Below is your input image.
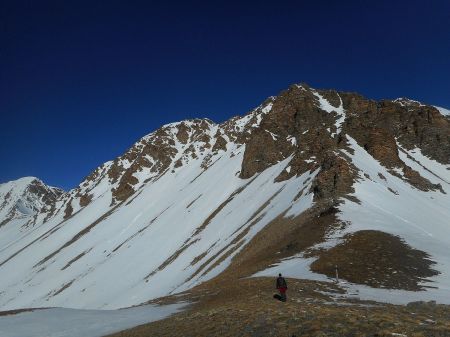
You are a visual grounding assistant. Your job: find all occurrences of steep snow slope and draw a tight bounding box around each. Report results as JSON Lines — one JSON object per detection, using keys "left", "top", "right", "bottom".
{"left": 0, "top": 177, "right": 63, "bottom": 254}
{"left": 0, "top": 148, "right": 316, "bottom": 310}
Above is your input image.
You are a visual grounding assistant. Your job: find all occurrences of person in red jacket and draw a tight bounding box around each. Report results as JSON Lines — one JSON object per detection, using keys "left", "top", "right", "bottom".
{"left": 276, "top": 273, "right": 287, "bottom": 302}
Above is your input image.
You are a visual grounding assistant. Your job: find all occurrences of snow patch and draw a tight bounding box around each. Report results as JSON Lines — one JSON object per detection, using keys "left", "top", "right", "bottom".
{"left": 394, "top": 97, "right": 424, "bottom": 107}
{"left": 286, "top": 136, "right": 297, "bottom": 146}
{"left": 0, "top": 303, "right": 186, "bottom": 337}
{"left": 265, "top": 130, "right": 278, "bottom": 140}
{"left": 261, "top": 102, "right": 273, "bottom": 114}
{"left": 433, "top": 106, "right": 450, "bottom": 117}
{"left": 312, "top": 91, "right": 346, "bottom": 135}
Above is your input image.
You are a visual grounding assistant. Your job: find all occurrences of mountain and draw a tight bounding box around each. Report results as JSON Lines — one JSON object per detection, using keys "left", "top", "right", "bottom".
{"left": 0, "top": 84, "right": 449, "bottom": 311}
{"left": 0, "top": 177, "right": 63, "bottom": 228}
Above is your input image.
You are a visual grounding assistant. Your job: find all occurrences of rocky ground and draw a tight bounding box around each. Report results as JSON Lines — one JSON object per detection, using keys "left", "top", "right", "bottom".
{"left": 106, "top": 277, "right": 450, "bottom": 337}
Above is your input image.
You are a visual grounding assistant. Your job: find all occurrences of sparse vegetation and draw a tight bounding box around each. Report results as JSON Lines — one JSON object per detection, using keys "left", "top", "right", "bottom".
{"left": 107, "top": 277, "right": 450, "bottom": 337}
{"left": 311, "top": 230, "right": 439, "bottom": 290}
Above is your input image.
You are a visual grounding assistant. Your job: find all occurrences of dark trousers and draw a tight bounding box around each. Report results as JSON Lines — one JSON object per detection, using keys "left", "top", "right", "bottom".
{"left": 278, "top": 287, "right": 287, "bottom": 302}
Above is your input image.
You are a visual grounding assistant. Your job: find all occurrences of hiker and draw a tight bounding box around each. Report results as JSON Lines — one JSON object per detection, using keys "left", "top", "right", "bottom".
{"left": 276, "top": 273, "right": 287, "bottom": 302}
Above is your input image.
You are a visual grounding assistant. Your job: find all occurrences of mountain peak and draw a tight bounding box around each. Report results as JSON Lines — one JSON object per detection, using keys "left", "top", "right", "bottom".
{"left": 393, "top": 97, "right": 424, "bottom": 107}
{"left": 0, "top": 177, "right": 64, "bottom": 227}
{"left": 1, "top": 176, "right": 38, "bottom": 186}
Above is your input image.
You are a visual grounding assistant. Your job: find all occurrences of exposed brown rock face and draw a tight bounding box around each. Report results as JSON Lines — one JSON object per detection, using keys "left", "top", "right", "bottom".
{"left": 63, "top": 200, "right": 73, "bottom": 219}
{"left": 211, "top": 134, "right": 227, "bottom": 152}
{"left": 78, "top": 193, "right": 92, "bottom": 207}
{"left": 241, "top": 87, "right": 299, "bottom": 176}
{"left": 391, "top": 101, "right": 450, "bottom": 164}
{"left": 26, "top": 180, "right": 63, "bottom": 207}
{"left": 239, "top": 85, "right": 449, "bottom": 199}
{"left": 176, "top": 123, "right": 190, "bottom": 144}
{"left": 342, "top": 94, "right": 450, "bottom": 191}
{"left": 341, "top": 94, "right": 450, "bottom": 164}
{"left": 310, "top": 154, "right": 356, "bottom": 202}
{"left": 240, "top": 84, "right": 339, "bottom": 182}
{"left": 112, "top": 175, "right": 139, "bottom": 202}
{"left": 240, "top": 127, "right": 293, "bottom": 178}
{"left": 363, "top": 128, "right": 402, "bottom": 167}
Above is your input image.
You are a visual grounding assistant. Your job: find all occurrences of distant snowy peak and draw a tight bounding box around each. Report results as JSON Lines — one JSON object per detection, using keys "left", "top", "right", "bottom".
{"left": 434, "top": 106, "right": 450, "bottom": 117}
{"left": 0, "top": 177, "right": 64, "bottom": 227}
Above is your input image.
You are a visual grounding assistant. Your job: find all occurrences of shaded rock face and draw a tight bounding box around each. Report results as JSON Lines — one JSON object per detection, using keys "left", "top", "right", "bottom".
{"left": 240, "top": 85, "right": 345, "bottom": 190}
{"left": 242, "top": 85, "right": 323, "bottom": 179}
{"left": 310, "top": 155, "right": 356, "bottom": 202}
{"left": 26, "top": 180, "right": 63, "bottom": 207}
{"left": 342, "top": 95, "right": 450, "bottom": 165}
{"left": 240, "top": 85, "right": 449, "bottom": 200}
{"left": 342, "top": 95, "right": 450, "bottom": 191}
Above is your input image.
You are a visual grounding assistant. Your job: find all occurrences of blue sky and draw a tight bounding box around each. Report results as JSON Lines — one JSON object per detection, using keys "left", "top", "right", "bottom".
{"left": 1, "top": 0, "right": 449, "bottom": 190}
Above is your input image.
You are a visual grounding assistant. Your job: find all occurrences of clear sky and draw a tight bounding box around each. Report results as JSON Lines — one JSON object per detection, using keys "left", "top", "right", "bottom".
{"left": 1, "top": 0, "right": 449, "bottom": 190}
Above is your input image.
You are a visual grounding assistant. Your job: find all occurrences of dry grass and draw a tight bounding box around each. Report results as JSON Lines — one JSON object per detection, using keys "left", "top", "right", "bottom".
{"left": 106, "top": 277, "right": 450, "bottom": 337}
{"left": 310, "top": 230, "right": 439, "bottom": 291}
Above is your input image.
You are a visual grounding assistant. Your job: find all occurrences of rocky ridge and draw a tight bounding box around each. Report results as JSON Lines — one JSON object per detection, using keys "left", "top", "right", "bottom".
{"left": 23, "top": 84, "right": 450, "bottom": 228}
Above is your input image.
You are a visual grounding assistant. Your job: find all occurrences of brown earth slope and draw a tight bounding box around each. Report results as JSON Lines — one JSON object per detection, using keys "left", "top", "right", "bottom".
{"left": 107, "top": 277, "right": 450, "bottom": 337}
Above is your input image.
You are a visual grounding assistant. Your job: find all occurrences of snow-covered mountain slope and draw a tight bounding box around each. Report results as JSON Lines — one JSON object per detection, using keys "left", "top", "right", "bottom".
{"left": 0, "top": 177, "right": 63, "bottom": 228}
{"left": 434, "top": 105, "right": 450, "bottom": 117}
{"left": 0, "top": 97, "right": 317, "bottom": 310}
{"left": 0, "top": 83, "right": 449, "bottom": 310}
{"left": 0, "top": 149, "right": 316, "bottom": 310}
